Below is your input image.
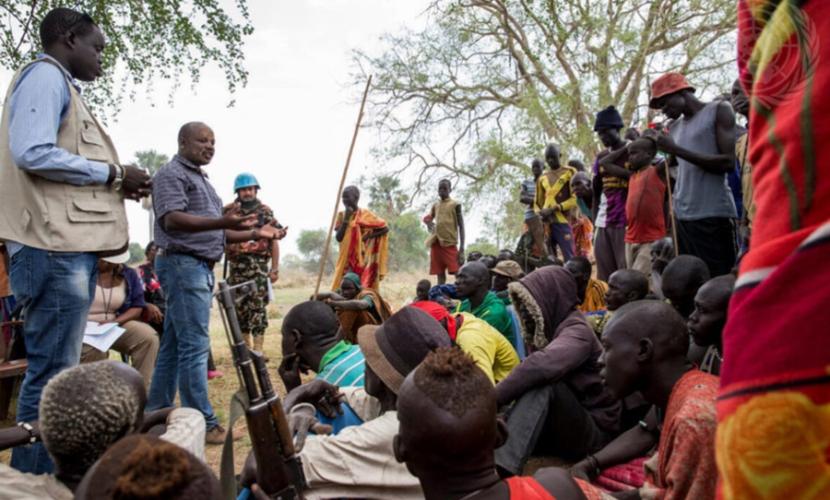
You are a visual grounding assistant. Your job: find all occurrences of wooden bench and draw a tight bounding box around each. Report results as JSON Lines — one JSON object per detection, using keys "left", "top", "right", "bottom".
{"left": 0, "top": 320, "right": 27, "bottom": 420}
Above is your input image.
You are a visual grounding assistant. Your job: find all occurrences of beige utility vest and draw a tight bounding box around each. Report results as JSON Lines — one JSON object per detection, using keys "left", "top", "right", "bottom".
{"left": 0, "top": 58, "right": 127, "bottom": 252}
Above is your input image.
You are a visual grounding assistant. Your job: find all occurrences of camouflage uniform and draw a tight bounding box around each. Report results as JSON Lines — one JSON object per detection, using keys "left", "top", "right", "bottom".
{"left": 225, "top": 200, "right": 277, "bottom": 337}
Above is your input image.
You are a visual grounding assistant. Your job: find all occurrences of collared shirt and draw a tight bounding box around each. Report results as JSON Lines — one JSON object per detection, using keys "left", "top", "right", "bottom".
{"left": 8, "top": 54, "right": 109, "bottom": 185}
{"left": 152, "top": 155, "right": 225, "bottom": 262}
{"left": 0, "top": 465, "right": 72, "bottom": 500}
{"left": 301, "top": 410, "right": 422, "bottom": 500}
{"left": 317, "top": 341, "right": 365, "bottom": 388}
{"left": 457, "top": 291, "right": 516, "bottom": 345}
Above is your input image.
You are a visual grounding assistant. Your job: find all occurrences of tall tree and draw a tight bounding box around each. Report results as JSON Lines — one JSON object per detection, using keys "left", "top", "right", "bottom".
{"left": 135, "top": 150, "right": 169, "bottom": 176}
{"left": 354, "top": 0, "right": 737, "bottom": 198}
{"left": 0, "top": 1, "right": 253, "bottom": 112}
{"left": 363, "top": 175, "right": 429, "bottom": 272}
{"left": 297, "top": 228, "right": 338, "bottom": 273}
{"left": 135, "top": 149, "right": 169, "bottom": 240}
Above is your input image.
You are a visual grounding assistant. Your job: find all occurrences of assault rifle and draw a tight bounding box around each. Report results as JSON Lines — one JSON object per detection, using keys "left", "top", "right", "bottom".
{"left": 216, "top": 280, "right": 306, "bottom": 499}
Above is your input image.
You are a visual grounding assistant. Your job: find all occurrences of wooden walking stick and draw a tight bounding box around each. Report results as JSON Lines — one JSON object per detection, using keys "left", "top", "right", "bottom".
{"left": 663, "top": 159, "right": 680, "bottom": 258}
{"left": 313, "top": 75, "right": 373, "bottom": 298}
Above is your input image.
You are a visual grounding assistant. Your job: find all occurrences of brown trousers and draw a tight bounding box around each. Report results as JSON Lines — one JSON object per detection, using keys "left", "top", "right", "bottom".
{"left": 81, "top": 320, "right": 159, "bottom": 387}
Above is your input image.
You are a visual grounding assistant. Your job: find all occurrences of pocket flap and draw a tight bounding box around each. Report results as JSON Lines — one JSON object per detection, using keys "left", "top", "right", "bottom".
{"left": 72, "top": 198, "right": 111, "bottom": 213}
{"left": 81, "top": 128, "right": 105, "bottom": 146}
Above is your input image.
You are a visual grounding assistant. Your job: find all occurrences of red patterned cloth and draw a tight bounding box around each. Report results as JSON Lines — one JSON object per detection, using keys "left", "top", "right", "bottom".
{"left": 594, "top": 457, "right": 647, "bottom": 492}
{"left": 716, "top": 2, "right": 830, "bottom": 498}
{"left": 505, "top": 477, "right": 555, "bottom": 499}
{"left": 579, "top": 371, "right": 718, "bottom": 500}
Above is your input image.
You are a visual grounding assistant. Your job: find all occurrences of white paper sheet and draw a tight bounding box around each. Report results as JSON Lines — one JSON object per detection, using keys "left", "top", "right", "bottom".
{"left": 83, "top": 322, "right": 125, "bottom": 351}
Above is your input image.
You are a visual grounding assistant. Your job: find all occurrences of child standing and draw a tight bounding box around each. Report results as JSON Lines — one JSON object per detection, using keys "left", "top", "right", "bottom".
{"left": 423, "top": 179, "right": 465, "bottom": 284}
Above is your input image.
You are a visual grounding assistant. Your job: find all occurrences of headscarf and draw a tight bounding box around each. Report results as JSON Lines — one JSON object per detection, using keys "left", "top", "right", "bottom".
{"left": 410, "top": 300, "right": 458, "bottom": 341}
{"left": 342, "top": 272, "right": 362, "bottom": 291}
{"left": 508, "top": 266, "right": 579, "bottom": 349}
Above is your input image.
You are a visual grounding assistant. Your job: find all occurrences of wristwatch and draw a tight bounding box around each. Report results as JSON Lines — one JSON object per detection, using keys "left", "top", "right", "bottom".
{"left": 110, "top": 163, "right": 125, "bottom": 191}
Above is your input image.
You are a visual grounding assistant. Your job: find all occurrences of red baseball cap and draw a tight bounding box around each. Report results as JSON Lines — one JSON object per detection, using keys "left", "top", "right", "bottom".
{"left": 650, "top": 73, "right": 695, "bottom": 108}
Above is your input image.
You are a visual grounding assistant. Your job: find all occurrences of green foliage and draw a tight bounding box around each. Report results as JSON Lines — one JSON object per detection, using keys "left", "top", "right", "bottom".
{"left": 134, "top": 150, "right": 169, "bottom": 175}
{"left": 387, "top": 212, "right": 429, "bottom": 273}
{"left": 0, "top": 1, "right": 253, "bottom": 113}
{"left": 354, "top": 0, "right": 737, "bottom": 202}
{"left": 127, "top": 241, "right": 144, "bottom": 264}
{"left": 362, "top": 174, "right": 429, "bottom": 272}
{"left": 296, "top": 228, "right": 338, "bottom": 273}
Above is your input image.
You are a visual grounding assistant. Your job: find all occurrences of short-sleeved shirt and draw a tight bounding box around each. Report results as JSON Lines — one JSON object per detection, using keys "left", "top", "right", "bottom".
{"left": 625, "top": 166, "right": 667, "bottom": 244}
{"left": 456, "top": 313, "right": 520, "bottom": 384}
{"left": 152, "top": 155, "right": 225, "bottom": 262}
{"left": 457, "top": 291, "right": 515, "bottom": 344}
{"left": 521, "top": 179, "right": 538, "bottom": 220}
{"left": 317, "top": 341, "right": 365, "bottom": 388}
{"left": 593, "top": 151, "right": 628, "bottom": 228}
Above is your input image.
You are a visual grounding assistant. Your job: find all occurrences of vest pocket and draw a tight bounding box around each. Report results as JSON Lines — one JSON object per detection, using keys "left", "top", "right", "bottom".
{"left": 78, "top": 120, "right": 111, "bottom": 162}
{"left": 67, "top": 195, "right": 117, "bottom": 223}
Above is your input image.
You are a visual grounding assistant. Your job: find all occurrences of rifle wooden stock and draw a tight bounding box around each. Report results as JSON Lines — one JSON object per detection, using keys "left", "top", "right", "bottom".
{"left": 217, "top": 281, "right": 306, "bottom": 499}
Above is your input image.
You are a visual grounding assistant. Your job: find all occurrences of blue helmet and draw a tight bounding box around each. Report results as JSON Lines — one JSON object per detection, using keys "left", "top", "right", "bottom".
{"left": 233, "top": 173, "right": 260, "bottom": 192}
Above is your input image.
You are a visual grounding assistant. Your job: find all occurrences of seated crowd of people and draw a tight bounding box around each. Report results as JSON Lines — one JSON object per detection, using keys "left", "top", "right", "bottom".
{"left": 2, "top": 4, "right": 829, "bottom": 500}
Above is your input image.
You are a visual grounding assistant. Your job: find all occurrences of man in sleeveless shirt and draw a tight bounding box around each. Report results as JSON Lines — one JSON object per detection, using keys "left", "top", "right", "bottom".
{"left": 650, "top": 73, "right": 738, "bottom": 277}
{"left": 0, "top": 8, "right": 152, "bottom": 473}
{"left": 424, "top": 179, "right": 465, "bottom": 285}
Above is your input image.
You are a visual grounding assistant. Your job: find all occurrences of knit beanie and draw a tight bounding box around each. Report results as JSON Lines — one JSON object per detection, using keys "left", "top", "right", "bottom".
{"left": 594, "top": 105, "right": 624, "bottom": 132}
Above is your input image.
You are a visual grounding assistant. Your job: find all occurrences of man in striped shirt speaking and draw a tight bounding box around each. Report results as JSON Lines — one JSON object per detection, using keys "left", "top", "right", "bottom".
{"left": 279, "top": 301, "right": 365, "bottom": 391}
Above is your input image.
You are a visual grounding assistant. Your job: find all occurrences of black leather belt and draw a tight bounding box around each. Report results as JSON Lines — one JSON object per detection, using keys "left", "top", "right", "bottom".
{"left": 157, "top": 248, "right": 217, "bottom": 270}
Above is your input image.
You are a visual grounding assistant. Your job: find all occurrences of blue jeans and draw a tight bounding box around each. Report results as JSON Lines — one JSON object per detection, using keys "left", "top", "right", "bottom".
{"left": 147, "top": 254, "right": 218, "bottom": 429}
{"left": 548, "top": 222, "right": 575, "bottom": 262}
{"left": 9, "top": 246, "right": 98, "bottom": 473}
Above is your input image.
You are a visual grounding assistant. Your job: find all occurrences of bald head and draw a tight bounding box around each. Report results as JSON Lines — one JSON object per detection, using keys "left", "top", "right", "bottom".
{"left": 342, "top": 185, "right": 360, "bottom": 210}
{"left": 177, "top": 122, "right": 214, "bottom": 166}
{"left": 688, "top": 274, "right": 735, "bottom": 348}
{"left": 395, "top": 348, "right": 498, "bottom": 478}
{"left": 661, "top": 255, "right": 710, "bottom": 318}
{"left": 544, "top": 143, "right": 561, "bottom": 169}
{"left": 600, "top": 301, "right": 689, "bottom": 399}
{"left": 605, "top": 269, "right": 649, "bottom": 311}
{"left": 455, "top": 261, "right": 491, "bottom": 299}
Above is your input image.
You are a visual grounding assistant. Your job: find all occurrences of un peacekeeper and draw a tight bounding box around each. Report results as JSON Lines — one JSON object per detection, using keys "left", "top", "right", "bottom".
{"left": 225, "top": 173, "right": 281, "bottom": 352}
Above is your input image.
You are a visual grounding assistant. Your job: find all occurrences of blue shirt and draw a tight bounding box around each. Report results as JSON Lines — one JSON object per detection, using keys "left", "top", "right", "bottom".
{"left": 152, "top": 155, "right": 225, "bottom": 262}
{"left": 8, "top": 54, "right": 110, "bottom": 186}
{"left": 5, "top": 55, "right": 111, "bottom": 256}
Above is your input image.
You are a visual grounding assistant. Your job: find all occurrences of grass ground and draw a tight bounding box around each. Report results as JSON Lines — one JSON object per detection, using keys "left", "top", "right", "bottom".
{"left": 0, "top": 268, "right": 423, "bottom": 476}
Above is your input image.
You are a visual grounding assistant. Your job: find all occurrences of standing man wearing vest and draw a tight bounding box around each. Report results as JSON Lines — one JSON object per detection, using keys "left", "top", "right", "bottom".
{"left": 0, "top": 8, "right": 152, "bottom": 473}
{"left": 650, "top": 73, "right": 738, "bottom": 277}
{"left": 148, "top": 122, "right": 285, "bottom": 444}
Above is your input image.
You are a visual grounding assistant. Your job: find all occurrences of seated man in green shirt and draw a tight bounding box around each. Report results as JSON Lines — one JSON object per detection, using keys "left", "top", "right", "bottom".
{"left": 455, "top": 262, "right": 515, "bottom": 344}
{"left": 278, "top": 301, "right": 366, "bottom": 392}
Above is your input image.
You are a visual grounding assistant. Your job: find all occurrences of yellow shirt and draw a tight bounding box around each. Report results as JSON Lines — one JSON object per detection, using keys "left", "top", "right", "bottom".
{"left": 456, "top": 313, "right": 520, "bottom": 385}
{"left": 535, "top": 167, "right": 577, "bottom": 224}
